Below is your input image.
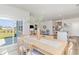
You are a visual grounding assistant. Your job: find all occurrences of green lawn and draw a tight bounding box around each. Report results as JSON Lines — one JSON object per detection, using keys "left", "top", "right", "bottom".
{"left": 0, "top": 33, "right": 15, "bottom": 39}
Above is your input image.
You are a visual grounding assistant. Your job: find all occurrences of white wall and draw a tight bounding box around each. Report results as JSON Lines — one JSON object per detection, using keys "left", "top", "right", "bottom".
{"left": 30, "top": 14, "right": 79, "bottom": 36}
{"left": 40, "top": 20, "right": 53, "bottom": 35}
{"left": 41, "top": 19, "right": 78, "bottom": 36}
{"left": 0, "top": 5, "right": 30, "bottom": 35}
{"left": 63, "top": 17, "right": 79, "bottom": 36}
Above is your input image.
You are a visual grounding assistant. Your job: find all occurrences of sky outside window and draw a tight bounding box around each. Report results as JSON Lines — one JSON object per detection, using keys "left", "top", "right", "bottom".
{"left": 0, "top": 19, "right": 16, "bottom": 27}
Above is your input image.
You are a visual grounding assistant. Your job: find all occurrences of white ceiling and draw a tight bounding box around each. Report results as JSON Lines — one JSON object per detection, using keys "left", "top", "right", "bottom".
{"left": 9, "top": 4, "right": 79, "bottom": 20}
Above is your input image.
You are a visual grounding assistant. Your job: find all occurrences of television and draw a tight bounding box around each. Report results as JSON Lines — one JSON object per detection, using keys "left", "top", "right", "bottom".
{"left": 30, "top": 25, "right": 34, "bottom": 28}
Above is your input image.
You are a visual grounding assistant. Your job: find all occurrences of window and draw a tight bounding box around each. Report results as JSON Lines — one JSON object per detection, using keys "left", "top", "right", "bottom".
{"left": 16, "top": 20, "right": 23, "bottom": 36}
{"left": 0, "top": 19, "right": 16, "bottom": 46}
